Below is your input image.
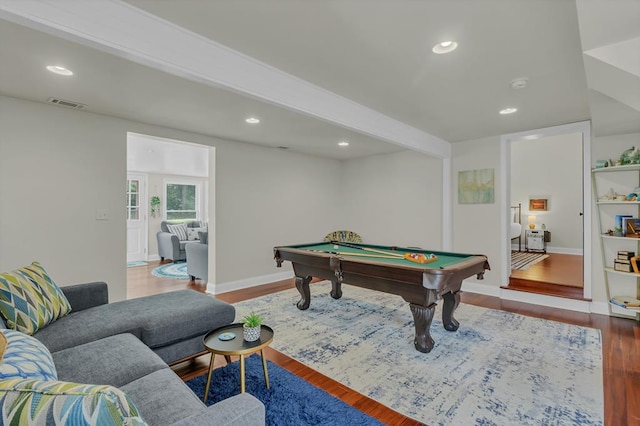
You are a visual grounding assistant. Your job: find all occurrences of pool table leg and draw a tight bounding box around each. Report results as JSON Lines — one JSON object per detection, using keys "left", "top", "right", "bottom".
{"left": 295, "top": 275, "right": 312, "bottom": 310}
{"left": 442, "top": 291, "right": 461, "bottom": 332}
{"left": 330, "top": 280, "right": 342, "bottom": 299}
{"left": 409, "top": 303, "right": 436, "bottom": 353}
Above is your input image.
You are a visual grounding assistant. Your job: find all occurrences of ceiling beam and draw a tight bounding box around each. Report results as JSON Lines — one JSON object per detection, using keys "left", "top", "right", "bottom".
{"left": 0, "top": 0, "right": 451, "bottom": 158}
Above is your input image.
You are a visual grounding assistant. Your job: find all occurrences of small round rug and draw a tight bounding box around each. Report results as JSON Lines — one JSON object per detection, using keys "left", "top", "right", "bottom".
{"left": 151, "top": 263, "right": 189, "bottom": 280}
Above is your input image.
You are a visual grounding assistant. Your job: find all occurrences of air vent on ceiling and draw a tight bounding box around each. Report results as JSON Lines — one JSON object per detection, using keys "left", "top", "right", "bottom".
{"left": 47, "top": 97, "right": 86, "bottom": 110}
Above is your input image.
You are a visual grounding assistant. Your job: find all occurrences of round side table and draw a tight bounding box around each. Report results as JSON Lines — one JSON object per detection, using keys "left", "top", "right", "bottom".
{"left": 202, "top": 323, "right": 274, "bottom": 402}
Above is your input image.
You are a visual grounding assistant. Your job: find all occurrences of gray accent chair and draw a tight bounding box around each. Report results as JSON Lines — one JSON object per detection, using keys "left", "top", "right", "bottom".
{"left": 186, "top": 231, "right": 208, "bottom": 281}
{"left": 157, "top": 220, "right": 202, "bottom": 262}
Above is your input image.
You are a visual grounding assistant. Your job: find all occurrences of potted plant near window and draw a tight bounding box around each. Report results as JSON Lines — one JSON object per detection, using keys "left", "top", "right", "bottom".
{"left": 242, "top": 312, "right": 263, "bottom": 342}
{"left": 150, "top": 196, "right": 161, "bottom": 218}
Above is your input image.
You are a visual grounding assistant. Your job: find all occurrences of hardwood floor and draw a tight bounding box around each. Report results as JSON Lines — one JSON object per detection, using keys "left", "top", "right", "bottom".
{"left": 128, "top": 262, "right": 639, "bottom": 426}
{"left": 505, "top": 252, "right": 587, "bottom": 299}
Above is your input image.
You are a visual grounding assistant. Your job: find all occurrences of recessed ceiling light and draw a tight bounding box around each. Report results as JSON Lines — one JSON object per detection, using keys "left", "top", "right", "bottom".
{"left": 510, "top": 78, "right": 528, "bottom": 90}
{"left": 338, "top": 141, "right": 349, "bottom": 147}
{"left": 499, "top": 107, "right": 518, "bottom": 115}
{"left": 523, "top": 134, "right": 541, "bottom": 140}
{"left": 245, "top": 117, "right": 260, "bottom": 124}
{"left": 46, "top": 65, "right": 73, "bottom": 76}
{"left": 432, "top": 41, "right": 458, "bottom": 54}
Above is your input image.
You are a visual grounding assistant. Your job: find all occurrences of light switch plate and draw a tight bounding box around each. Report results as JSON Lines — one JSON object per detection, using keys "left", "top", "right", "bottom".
{"left": 96, "top": 209, "right": 109, "bottom": 220}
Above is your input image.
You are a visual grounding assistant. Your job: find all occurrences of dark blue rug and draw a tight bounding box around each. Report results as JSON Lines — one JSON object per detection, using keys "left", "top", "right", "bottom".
{"left": 185, "top": 355, "right": 384, "bottom": 426}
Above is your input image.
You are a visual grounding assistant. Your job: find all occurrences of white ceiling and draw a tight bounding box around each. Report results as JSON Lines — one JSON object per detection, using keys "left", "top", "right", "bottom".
{"left": 0, "top": 0, "right": 638, "bottom": 160}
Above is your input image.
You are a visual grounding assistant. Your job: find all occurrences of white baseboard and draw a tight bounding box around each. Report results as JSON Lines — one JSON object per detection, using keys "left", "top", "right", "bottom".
{"left": 461, "top": 281, "right": 502, "bottom": 297}
{"left": 147, "top": 254, "right": 160, "bottom": 262}
{"left": 546, "top": 246, "right": 583, "bottom": 255}
{"left": 207, "top": 271, "right": 293, "bottom": 295}
{"left": 510, "top": 246, "right": 583, "bottom": 255}
{"left": 206, "top": 271, "right": 615, "bottom": 318}
{"left": 589, "top": 301, "right": 611, "bottom": 316}
{"left": 500, "top": 288, "right": 591, "bottom": 313}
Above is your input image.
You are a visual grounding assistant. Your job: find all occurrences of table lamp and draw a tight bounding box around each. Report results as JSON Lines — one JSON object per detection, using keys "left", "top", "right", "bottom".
{"left": 528, "top": 215, "right": 536, "bottom": 229}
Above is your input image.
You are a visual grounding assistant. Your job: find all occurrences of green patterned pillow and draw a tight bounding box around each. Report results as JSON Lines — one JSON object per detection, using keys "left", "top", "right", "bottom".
{"left": 0, "top": 379, "right": 148, "bottom": 425}
{"left": 0, "top": 262, "right": 72, "bottom": 335}
{"left": 0, "top": 329, "right": 58, "bottom": 381}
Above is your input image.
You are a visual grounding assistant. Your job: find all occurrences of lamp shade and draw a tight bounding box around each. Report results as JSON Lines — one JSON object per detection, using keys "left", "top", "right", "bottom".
{"left": 528, "top": 215, "right": 536, "bottom": 229}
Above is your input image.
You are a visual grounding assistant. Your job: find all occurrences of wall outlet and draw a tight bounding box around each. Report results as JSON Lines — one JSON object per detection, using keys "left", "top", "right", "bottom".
{"left": 96, "top": 209, "right": 109, "bottom": 220}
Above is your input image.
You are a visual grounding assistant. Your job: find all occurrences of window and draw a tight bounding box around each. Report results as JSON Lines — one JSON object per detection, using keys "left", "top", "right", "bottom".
{"left": 126, "top": 179, "right": 140, "bottom": 220}
{"left": 165, "top": 181, "right": 199, "bottom": 220}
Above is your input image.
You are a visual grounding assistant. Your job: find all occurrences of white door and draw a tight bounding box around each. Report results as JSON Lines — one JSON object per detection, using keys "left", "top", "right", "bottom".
{"left": 126, "top": 173, "right": 148, "bottom": 262}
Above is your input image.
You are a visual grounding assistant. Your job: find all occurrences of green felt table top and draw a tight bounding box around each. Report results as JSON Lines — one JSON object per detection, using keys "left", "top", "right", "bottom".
{"left": 284, "top": 242, "right": 478, "bottom": 269}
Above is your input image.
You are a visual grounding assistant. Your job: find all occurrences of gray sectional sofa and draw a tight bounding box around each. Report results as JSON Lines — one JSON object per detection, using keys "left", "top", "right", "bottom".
{"left": 0, "top": 281, "right": 265, "bottom": 425}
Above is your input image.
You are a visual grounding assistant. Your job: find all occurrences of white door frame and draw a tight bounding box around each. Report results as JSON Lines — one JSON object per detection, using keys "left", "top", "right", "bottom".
{"left": 126, "top": 172, "right": 149, "bottom": 262}
{"left": 500, "top": 121, "right": 592, "bottom": 303}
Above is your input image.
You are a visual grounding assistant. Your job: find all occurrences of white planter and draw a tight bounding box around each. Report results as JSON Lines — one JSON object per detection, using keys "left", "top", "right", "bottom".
{"left": 243, "top": 325, "right": 261, "bottom": 342}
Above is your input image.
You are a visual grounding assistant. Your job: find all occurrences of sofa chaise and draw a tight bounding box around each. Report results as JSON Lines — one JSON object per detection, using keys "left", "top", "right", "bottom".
{"left": 0, "top": 262, "right": 265, "bottom": 425}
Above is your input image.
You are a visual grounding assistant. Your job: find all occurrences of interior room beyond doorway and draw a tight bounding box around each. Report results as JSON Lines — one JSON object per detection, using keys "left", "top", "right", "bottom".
{"left": 507, "top": 131, "right": 585, "bottom": 299}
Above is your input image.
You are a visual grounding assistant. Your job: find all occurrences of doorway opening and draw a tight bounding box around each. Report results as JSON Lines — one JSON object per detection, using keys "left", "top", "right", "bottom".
{"left": 126, "top": 132, "right": 214, "bottom": 299}
{"left": 500, "top": 121, "right": 592, "bottom": 302}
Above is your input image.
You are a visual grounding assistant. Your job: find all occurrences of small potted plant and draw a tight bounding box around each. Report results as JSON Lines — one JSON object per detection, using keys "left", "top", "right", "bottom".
{"left": 150, "top": 196, "right": 161, "bottom": 218}
{"left": 242, "top": 312, "right": 263, "bottom": 342}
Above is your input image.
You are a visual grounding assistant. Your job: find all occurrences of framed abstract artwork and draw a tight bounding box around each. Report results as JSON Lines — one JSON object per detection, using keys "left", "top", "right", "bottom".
{"left": 529, "top": 198, "right": 548, "bottom": 211}
{"left": 458, "top": 168, "right": 495, "bottom": 204}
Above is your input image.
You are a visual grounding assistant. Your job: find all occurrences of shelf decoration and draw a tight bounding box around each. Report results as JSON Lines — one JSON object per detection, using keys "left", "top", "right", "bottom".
{"left": 620, "top": 146, "right": 640, "bottom": 165}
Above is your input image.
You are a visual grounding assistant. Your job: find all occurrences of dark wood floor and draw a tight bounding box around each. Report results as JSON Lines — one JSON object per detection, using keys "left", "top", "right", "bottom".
{"left": 127, "top": 261, "right": 639, "bottom": 426}
{"left": 506, "top": 252, "right": 587, "bottom": 300}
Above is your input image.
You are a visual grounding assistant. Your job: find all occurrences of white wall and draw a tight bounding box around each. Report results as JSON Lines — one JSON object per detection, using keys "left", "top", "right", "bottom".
{"left": 340, "top": 151, "right": 443, "bottom": 248}
{"left": 213, "top": 141, "right": 342, "bottom": 283}
{"left": 511, "top": 133, "right": 583, "bottom": 251}
{"left": 0, "top": 96, "right": 127, "bottom": 300}
{"left": 127, "top": 134, "right": 209, "bottom": 178}
{"left": 0, "top": 95, "right": 341, "bottom": 300}
{"left": 452, "top": 136, "right": 503, "bottom": 289}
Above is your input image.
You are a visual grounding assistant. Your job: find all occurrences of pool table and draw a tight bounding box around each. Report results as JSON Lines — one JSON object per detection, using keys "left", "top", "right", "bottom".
{"left": 273, "top": 242, "right": 490, "bottom": 353}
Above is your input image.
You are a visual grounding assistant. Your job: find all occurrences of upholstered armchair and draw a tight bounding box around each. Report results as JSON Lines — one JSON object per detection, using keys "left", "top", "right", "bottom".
{"left": 186, "top": 231, "right": 208, "bottom": 281}
{"left": 156, "top": 221, "right": 205, "bottom": 263}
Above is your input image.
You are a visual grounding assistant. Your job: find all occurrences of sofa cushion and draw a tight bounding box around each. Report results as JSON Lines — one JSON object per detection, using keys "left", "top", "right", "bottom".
{"left": 187, "top": 227, "right": 207, "bottom": 241}
{"left": 0, "top": 262, "right": 72, "bottom": 335}
{"left": 52, "top": 334, "right": 168, "bottom": 388}
{"left": 198, "top": 231, "right": 209, "bottom": 244}
{"left": 166, "top": 223, "right": 188, "bottom": 241}
{"left": 0, "top": 329, "right": 57, "bottom": 381}
{"left": 120, "top": 369, "right": 205, "bottom": 426}
{"left": 34, "top": 290, "right": 235, "bottom": 362}
{"left": 0, "top": 379, "right": 147, "bottom": 425}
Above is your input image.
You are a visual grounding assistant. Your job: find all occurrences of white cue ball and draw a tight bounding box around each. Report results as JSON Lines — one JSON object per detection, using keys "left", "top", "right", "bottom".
{"left": 333, "top": 245, "right": 339, "bottom": 249}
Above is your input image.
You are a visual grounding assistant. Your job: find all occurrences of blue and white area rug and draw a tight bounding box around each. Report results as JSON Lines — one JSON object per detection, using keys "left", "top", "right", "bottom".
{"left": 126, "top": 261, "right": 148, "bottom": 268}
{"left": 186, "top": 356, "right": 382, "bottom": 426}
{"left": 234, "top": 281, "right": 603, "bottom": 425}
{"left": 151, "top": 262, "right": 189, "bottom": 280}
